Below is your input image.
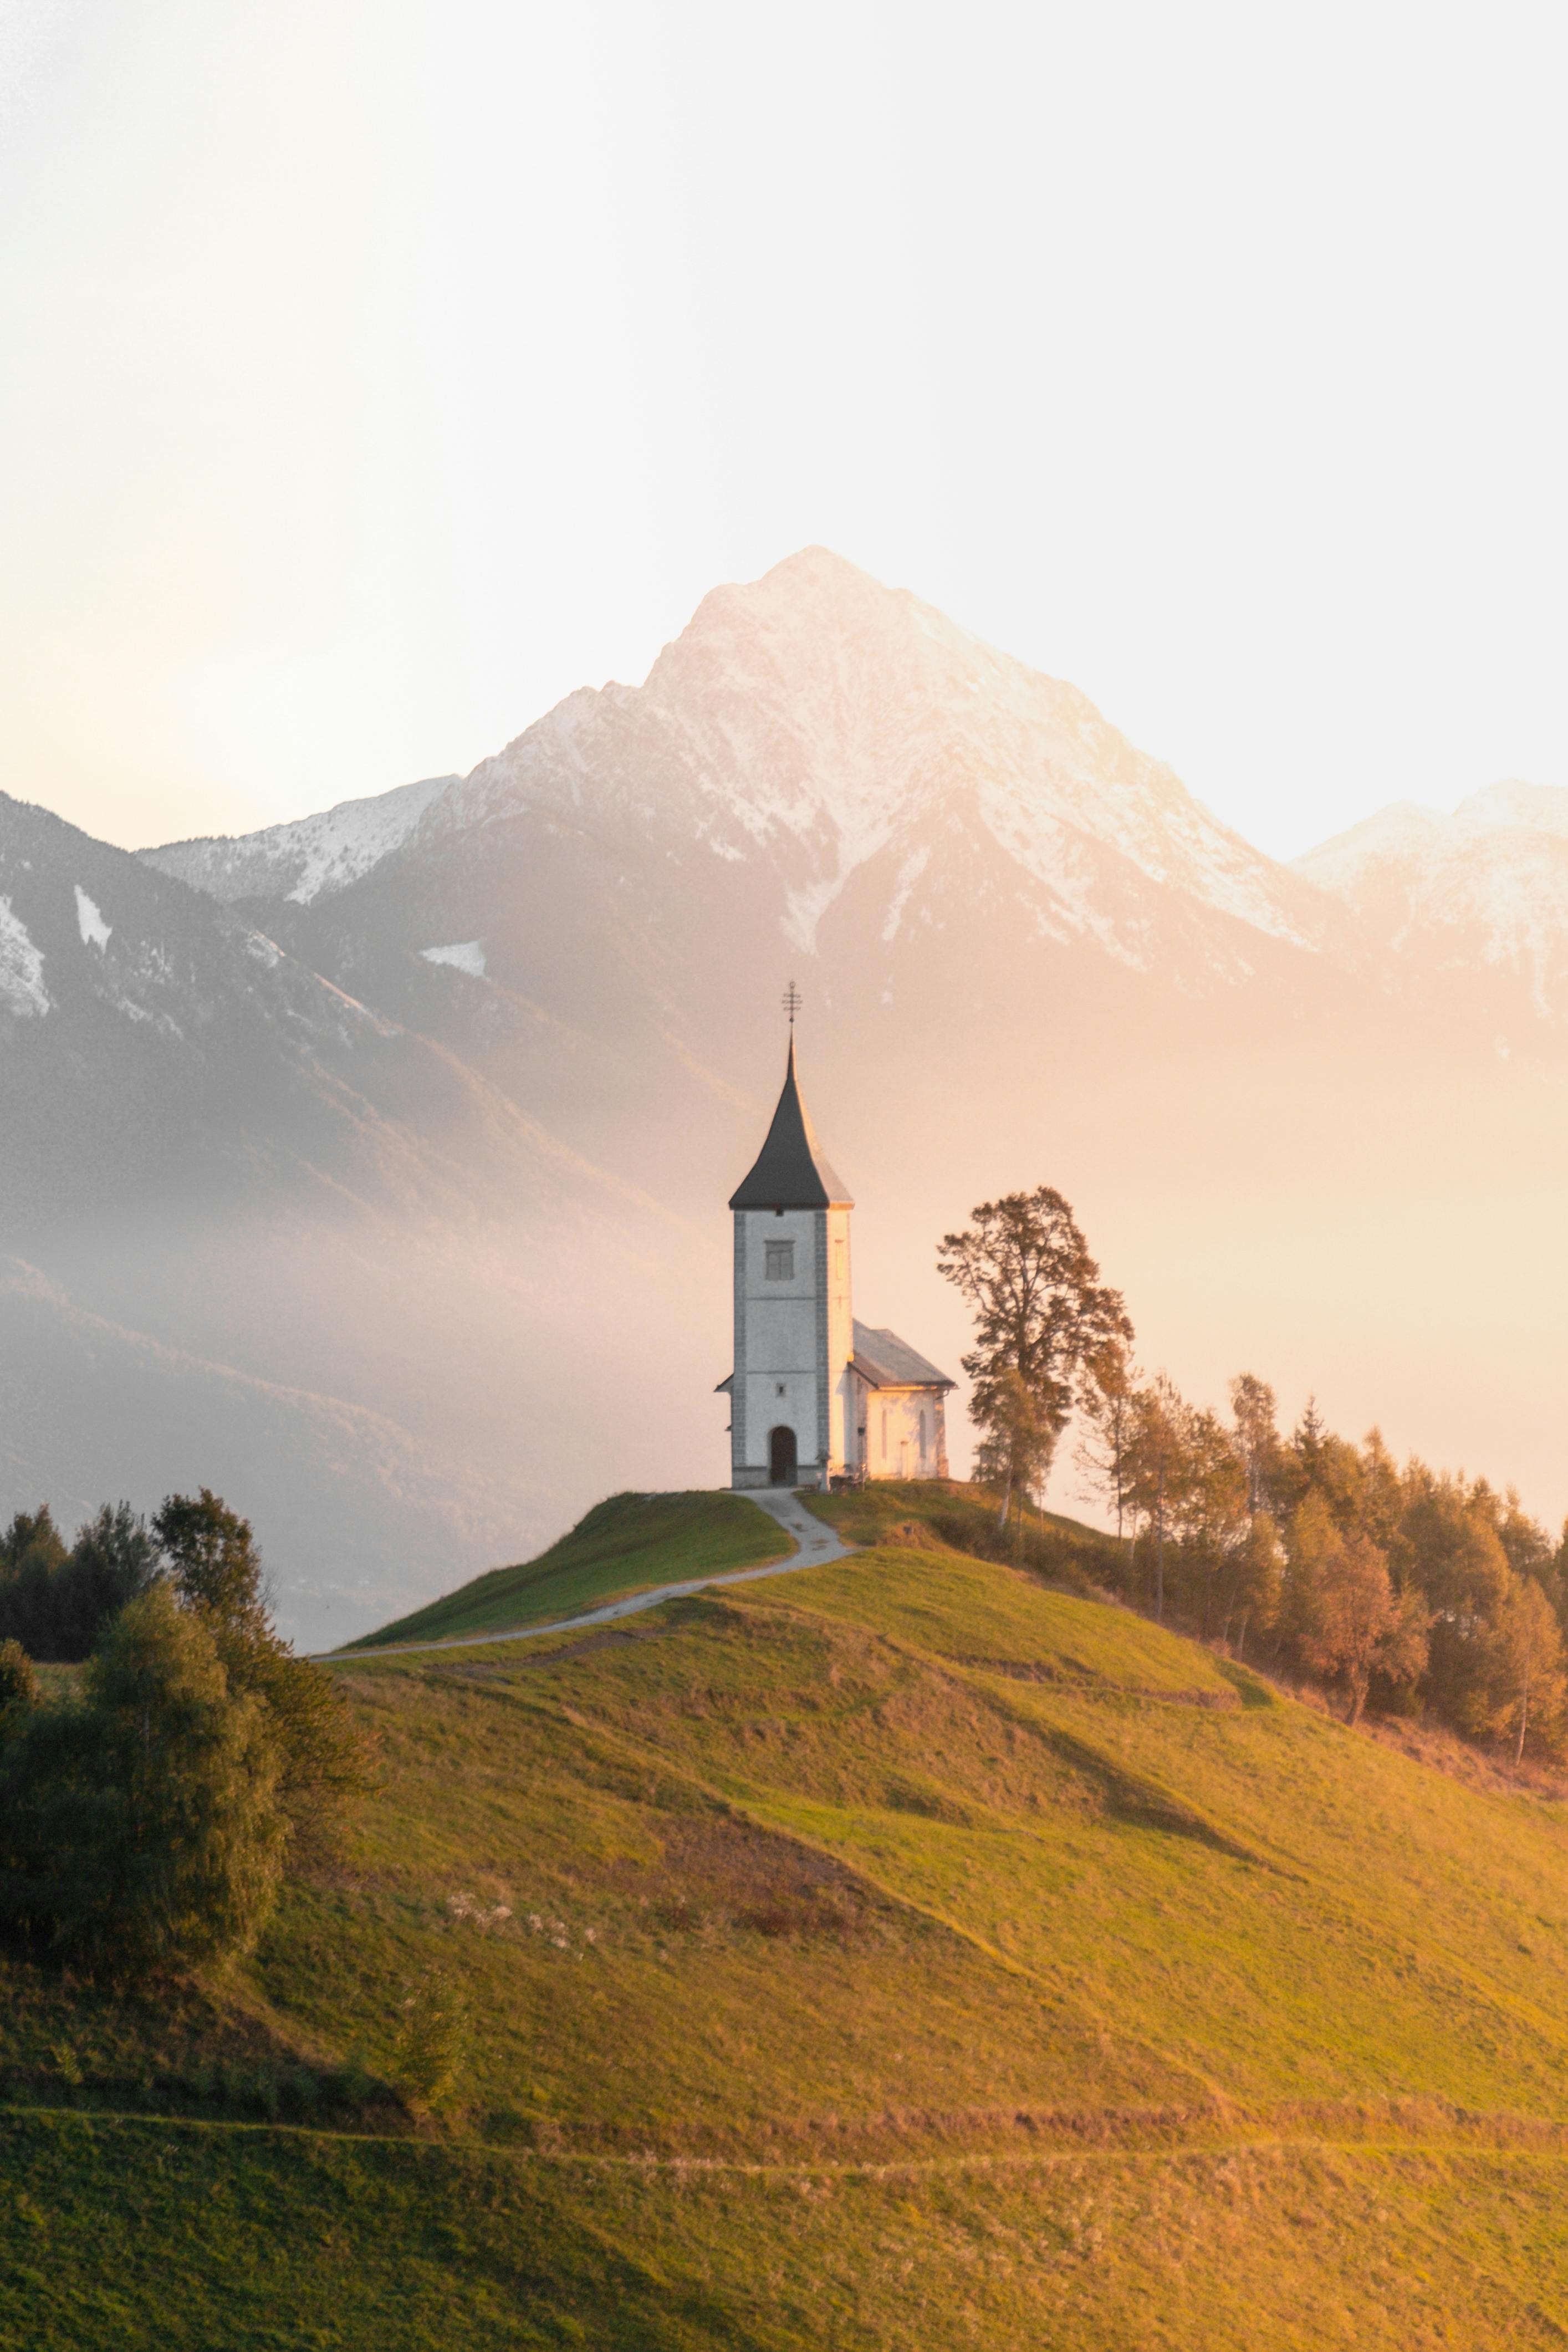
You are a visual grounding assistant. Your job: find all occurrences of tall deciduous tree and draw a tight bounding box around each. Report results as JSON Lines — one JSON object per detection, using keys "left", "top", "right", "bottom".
{"left": 1171, "top": 1406, "right": 1251, "bottom": 1639}
{"left": 1469, "top": 1574, "right": 1568, "bottom": 1766}
{"left": 1074, "top": 1338, "right": 1139, "bottom": 1568}
{"left": 1229, "top": 1375, "right": 1283, "bottom": 1517}
{"left": 938, "top": 1188, "right": 1131, "bottom": 1527}
{"left": 1124, "top": 1375, "right": 1190, "bottom": 1622}
{"left": 1296, "top": 1532, "right": 1429, "bottom": 1725}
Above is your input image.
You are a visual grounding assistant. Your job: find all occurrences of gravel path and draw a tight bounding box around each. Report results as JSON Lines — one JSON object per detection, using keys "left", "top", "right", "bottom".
{"left": 329, "top": 1488, "right": 855, "bottom": 1661}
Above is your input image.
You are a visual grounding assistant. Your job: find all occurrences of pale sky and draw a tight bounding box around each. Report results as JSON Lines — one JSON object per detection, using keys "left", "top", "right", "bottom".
{"left": 2, "top": 0, "right": 1566, "bottom": 858}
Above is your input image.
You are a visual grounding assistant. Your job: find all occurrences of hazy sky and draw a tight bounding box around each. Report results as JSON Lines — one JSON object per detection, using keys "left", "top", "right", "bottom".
{"left": 3, "top": 0, "right": 1566, "bottom": 856}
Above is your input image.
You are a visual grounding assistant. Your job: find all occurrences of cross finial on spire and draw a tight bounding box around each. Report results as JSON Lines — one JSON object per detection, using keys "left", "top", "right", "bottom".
{"left": 782, "top": 979, "right": 802, "bottom": 1032}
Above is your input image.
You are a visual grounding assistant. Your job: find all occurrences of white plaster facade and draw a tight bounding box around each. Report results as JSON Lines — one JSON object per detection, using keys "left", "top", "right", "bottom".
{"left": 851, "top": 1370, "right": 949, "bottom": 1481}
{"left": 730, "top": 1205, "right": 852, "bottom": 1489}
{"left": 722, "top": 1043, "right": 953, "bottom": 1491}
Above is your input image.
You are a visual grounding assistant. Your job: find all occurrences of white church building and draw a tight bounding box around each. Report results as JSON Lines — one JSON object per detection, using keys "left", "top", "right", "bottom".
{"left": 718, "top": 1040, "right": 954, "bottom": 1490}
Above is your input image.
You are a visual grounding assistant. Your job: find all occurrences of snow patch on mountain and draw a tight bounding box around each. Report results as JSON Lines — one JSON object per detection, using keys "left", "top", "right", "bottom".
{"left": 74, "top": 886, "right": 111, "bottom": 950}
{"left": 0, "top": 899, "right": 48, "bottom": 1016}
{"left": 140, "top": 774, "right": 456, "bottom": 906}
{"left": 421, "top": 941, "right": 487, "bottom": 977}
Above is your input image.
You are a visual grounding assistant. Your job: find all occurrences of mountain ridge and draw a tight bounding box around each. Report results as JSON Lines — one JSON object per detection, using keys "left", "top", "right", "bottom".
{"left": 12, "top": 549, "right": 1568, "bottom": 1644}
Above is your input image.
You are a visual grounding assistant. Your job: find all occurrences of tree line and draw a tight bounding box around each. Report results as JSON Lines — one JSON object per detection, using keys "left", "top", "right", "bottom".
{"left": 941, "top": 1186, "right": 1568, "bottom": 1762}
{"left": 0, "top": 1491, "right": 365, "bottom": 1980}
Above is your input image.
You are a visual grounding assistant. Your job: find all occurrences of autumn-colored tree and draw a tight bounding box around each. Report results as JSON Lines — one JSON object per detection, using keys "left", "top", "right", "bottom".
{"left": 971, "top": 1367, "right": 1055, "bottom": 1531}
{"left": 1296, "top": 1531, "right": 1429, "bottom": 1725}
{"left": 1074, "top": 1338, "right": 1140, "bottom": 1582}
{"left": 938, "top": 1188, "right": 1131, "bottom": 1528}
{"left": 1168, "top": 1406, "right": 1250, "bottom": 1639}
{"left": 1229, "top": 1375, "right": 1284, "bottom": 1517}
{"left": 1465, "top": 1574, "right": 1568, "bottom": 1766}
{"left": 1223, "top": 1514, "right": 1284, "bottom": 1660}
{"left": 1123, "top": 1375, "right": 1191, "bottom": 1622}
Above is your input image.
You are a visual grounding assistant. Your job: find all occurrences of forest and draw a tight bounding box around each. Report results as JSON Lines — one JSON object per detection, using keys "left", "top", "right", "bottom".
{"left": 942, "top": 1185, "right": 1568, "bottom": 1762}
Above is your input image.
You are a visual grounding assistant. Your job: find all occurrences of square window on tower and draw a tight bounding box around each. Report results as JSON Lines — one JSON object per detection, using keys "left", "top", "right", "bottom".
{"left": 764, "top": 1240, "right": 795, "bottom": 1281}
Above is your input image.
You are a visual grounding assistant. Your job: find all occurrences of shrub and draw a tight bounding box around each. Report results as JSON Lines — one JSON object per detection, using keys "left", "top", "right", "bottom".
{"left": 0, "top": 1638, "right": 38, "bottom": 1713}
{"left": 393, "top": 1967, "right": 471, "bottom": 2116}
{"left": 0, "top": 1584, "right": 285, "bottom": 1979}
{"left": 154, "top": 1491, "right": 369, "bottom": 1856}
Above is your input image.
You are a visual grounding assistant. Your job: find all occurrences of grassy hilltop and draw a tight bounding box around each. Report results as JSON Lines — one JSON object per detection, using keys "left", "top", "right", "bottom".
{"left": 9, "top": 1484, "right": 1568, "bottom": 2344}
{"left": 349, "top": 1490, "right": 793, "bottom": 1650}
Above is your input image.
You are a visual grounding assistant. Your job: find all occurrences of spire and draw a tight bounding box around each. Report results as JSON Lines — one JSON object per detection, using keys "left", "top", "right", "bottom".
{"left": 728, "top": 1037, "right": 854, "bottom": 1210}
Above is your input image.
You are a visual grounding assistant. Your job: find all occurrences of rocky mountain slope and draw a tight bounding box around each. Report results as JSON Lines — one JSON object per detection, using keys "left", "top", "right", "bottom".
{"left": 1297, "top": 779, "right": 1568, "bottom": 1019}
{"left": 138, "top": 773, "right": 455, "bottom": 906}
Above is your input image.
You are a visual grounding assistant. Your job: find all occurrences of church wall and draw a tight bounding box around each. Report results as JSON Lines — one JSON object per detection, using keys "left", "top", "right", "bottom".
{"left": 859, "top": 1382, "right": 949, "bottom": 1480}
{"left": 733, "top": 1207, "right": 834, "bottom": 1486}
{"left": 824, "top": 1207, "right": 852, "bottom": 1473}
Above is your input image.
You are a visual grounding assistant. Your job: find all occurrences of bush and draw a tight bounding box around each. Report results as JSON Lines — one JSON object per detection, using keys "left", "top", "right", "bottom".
{"left": 0, "top": 1584, "right": 285, "bottom": 1979}
{"left": 0, "top": 1638, "right": 38, "bottom": 1714}
{"left": 154, "top": 1490, "right": 369, "bottom": 1858}
{"left": 393, "top": 1966, "right": 471, "bottom": 2116}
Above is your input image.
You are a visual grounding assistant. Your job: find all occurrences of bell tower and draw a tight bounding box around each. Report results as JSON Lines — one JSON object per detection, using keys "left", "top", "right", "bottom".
{"left": 722, "top": 995, "right": 854, "bottom": 1489}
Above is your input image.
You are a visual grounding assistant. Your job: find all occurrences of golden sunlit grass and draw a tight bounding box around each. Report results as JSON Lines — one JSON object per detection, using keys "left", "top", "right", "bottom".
{"left": 344, "top": 1488, "right": 790, "bottom": 1650}
{"left": 12, "top": 1486, "right": 1568, "bottom": 2343}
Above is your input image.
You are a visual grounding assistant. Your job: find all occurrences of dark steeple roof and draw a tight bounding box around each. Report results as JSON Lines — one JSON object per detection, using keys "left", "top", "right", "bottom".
{"left": 728, "top": 1039, "right": 854, "bottom": 1211}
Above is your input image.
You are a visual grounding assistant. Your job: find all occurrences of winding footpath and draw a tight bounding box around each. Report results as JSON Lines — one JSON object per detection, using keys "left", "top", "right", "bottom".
{"left": 330, "top": 1488, "right": 856, "bottom": 1662}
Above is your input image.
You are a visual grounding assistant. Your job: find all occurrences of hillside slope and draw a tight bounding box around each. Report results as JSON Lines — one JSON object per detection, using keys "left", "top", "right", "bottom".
{"left": 11, "top": 1501, "right": 1568, "bottom": 2344}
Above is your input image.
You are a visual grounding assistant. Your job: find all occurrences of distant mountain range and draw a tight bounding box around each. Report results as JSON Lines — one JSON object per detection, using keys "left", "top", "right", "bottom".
{"left": 4, "top": 548, "right": 1567, "bottom": 1641}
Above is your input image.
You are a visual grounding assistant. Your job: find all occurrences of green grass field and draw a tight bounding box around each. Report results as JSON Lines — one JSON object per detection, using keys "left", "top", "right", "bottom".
{"left": 11, "top": 1486, "right": 1568, "bottom": 2343}
{"left": 346, "top": 1489, "right": 791, "bottom": 1649}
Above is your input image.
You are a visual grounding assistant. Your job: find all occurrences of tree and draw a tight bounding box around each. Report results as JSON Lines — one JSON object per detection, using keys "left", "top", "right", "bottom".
{"left": 1223, "top": 1514, "right": 1283, "bottom": 1660}
{"left": 0, "top": 1503, "right": 159, "bottom": 1663}
{"left": 1168, "top": 1406, "right": 1250, "bottom": 1639}
{"left": 0, "top": 1584, "right": 284, "bottom": 1977}
{"left": 0, "top": 1507, "right": 70, "bottom": 1657}
{"left": 1229, "top": 1375, "right": 1283, "bottom": 1517}
{"left": 938, "top": 1188, "right": 1132, "bottom": 1528}
{"left": 1123, "top": 1375, "right": 1189, "bottom": 1622}
{"left": 1401, "top": 1473, "right": 1513, "bottom": 1733}
{"left": 971, "top": 1366, "right": 1055, "bottom": 1534}
{"left": 1296, "top": 1532, "right": 1428, "bottom": 1725}
{"left": 154, "top": 1491, "right": 367, "bottom": 1856}
{"left": 1467, "top": 1574, "right": 1568, "bottom": 1766}
{"left": 52, "top": 1505, "right": 159, "bottom": 1661}
{"left": 1075, "top": 1339, "right": 1140, "bottom": 1590}
{"left": 155, "top": 1490, "right": 271, "bottom": 1639}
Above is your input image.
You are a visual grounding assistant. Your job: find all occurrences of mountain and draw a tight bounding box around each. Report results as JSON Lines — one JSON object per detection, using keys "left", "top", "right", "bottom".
{"left": 10, "top": 547, "right": 1568, "bottom": 1641}
{"left": 12, "top": 1496, "right": 1568, "bottom": 2345}
{"left": 1296, "top": 779, "right": 1568, "bottom": 1021}
{"left": 0, "top": 789, "right": 706, "bottom": 1645}
{"left": 137, "top": 773, "right": 456, "bottom": 906}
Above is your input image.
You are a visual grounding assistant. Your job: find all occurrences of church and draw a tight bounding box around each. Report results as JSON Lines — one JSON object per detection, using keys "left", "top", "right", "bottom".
{"left": 718, "top": 1038, "right": 955, "bottom": 1490}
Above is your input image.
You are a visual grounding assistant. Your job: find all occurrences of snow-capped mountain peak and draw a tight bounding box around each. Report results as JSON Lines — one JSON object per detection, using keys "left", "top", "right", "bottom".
{"left": 415, "top": 547, "right": 1338, "bottom": 976}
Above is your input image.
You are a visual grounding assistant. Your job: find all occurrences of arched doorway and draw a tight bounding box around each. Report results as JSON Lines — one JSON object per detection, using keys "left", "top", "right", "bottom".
{"left": 769, "top": 1425, "right": 798, "bottom": 1486}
